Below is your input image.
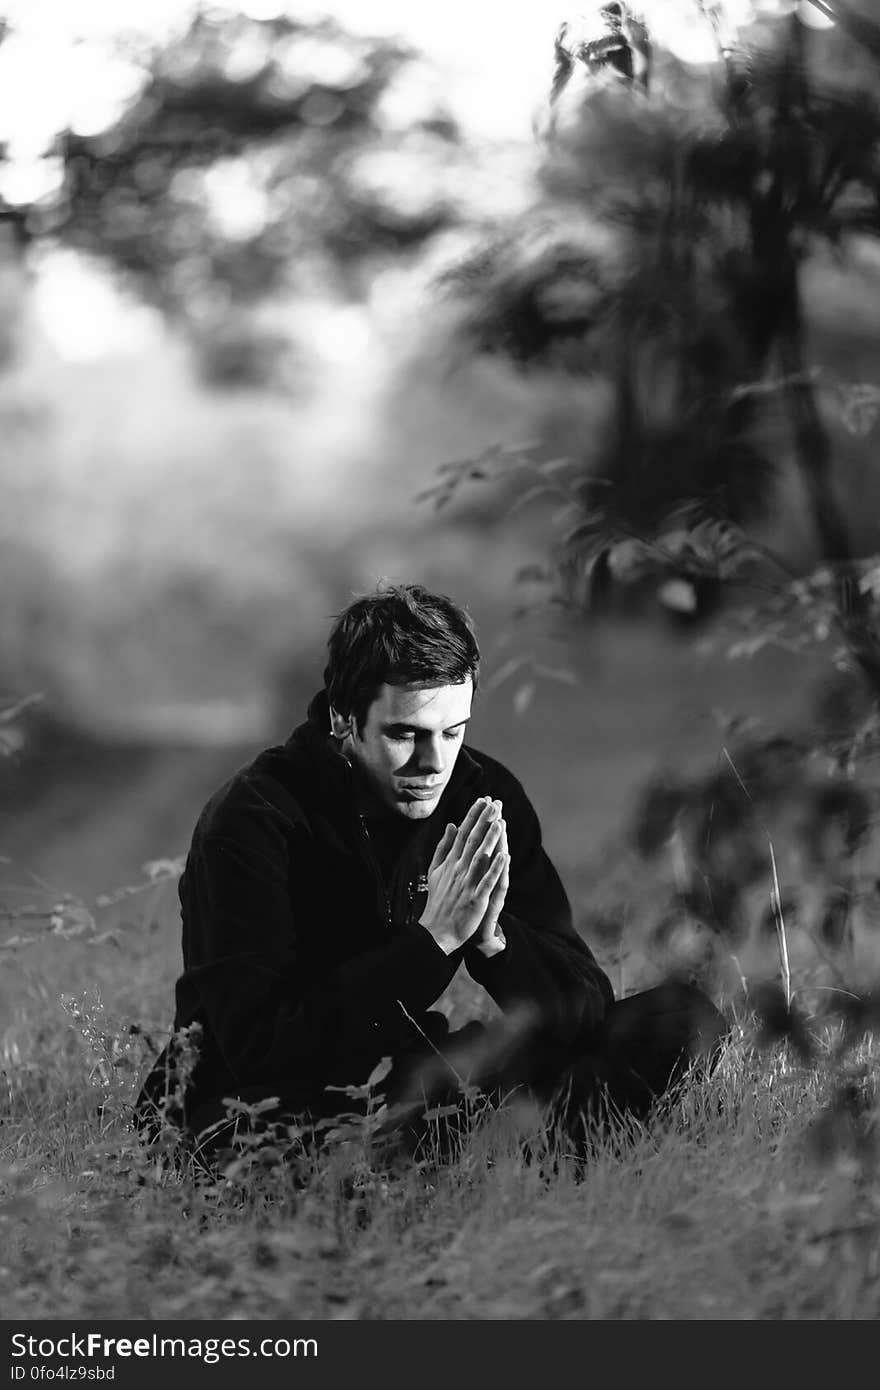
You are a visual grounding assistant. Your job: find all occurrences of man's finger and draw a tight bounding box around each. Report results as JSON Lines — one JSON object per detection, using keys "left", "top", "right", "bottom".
{"left": 481, "top": 856, "right": 508, "bottom": 922}
{"left": 460, "top": 799, "right": 502, "bottom": 865}
{"left": 464, "top": 817, "right": 504, "bottom": 883}
{"left": 474, "top": 844, "right": 507, "bottom": 900}
{"left": 428, "top": 823, "right": 457, "bottom": 874}
{"left": 450, "top": 797, "right": 490, "bottom": 861}
{"left": 498, "top": 819, "right": 508, "bottom": 857}
{"left": 492, "top": 819, "right": 508, "bottom": 869}
{"left": 484, "top": 854, "right": 509, "bottom": 918}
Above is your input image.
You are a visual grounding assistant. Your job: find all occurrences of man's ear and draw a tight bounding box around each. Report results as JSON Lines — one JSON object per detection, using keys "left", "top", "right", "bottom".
{"left": 329, "top": 706, "right": 354, "bottom": 740}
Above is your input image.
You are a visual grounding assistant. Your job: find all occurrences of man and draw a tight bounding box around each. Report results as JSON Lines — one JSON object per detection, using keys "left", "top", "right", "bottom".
{"left": 136, "top": 583, "right": 726, "bottom": 1158}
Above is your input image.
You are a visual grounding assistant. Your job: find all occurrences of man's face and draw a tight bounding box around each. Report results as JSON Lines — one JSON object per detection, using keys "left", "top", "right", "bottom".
{"left": 343, "top": 679, "right": 473, "bottom": 819}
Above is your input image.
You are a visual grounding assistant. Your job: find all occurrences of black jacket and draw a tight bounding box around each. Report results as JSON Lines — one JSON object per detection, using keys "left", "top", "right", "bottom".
{"left": 152, "top": 691, "right": 613, "bottom": 1122}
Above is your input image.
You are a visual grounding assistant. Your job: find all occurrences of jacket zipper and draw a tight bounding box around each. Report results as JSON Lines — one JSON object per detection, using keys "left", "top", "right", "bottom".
{"left": 358, "top": 814, "right": 393, "bottom": 930}
{"left": 359, "top": 817, "right": 429, "bottom": 930}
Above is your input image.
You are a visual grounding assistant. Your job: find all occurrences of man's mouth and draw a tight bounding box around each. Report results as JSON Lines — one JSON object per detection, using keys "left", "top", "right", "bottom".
{"left": 399, "top": 785, "right": 442, "bottom": 799}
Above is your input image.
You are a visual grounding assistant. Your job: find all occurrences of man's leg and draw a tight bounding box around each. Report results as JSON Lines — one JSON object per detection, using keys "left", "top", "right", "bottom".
{"left": 378, "top": 1021, "right": 494, "bottom": 1160}
{"left": 139, "top": 985, "right": 729, "bottom": 1167}
{"left": 548, "top": 981, "right": 730, "bottom": 1140}
{"left": 359, "top": 983, "right": 730, "bottom": 1160}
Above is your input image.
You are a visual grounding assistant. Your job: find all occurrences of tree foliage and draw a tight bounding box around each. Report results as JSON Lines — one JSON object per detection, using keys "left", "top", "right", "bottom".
{"left": 0, "top": 9, "right": 465, "bottom": 381}
{"left": 440, "top": 2, "right": 880, "bottom": 679}
{"left": 428, "top": 3, "right": 880, "bottom": 1008}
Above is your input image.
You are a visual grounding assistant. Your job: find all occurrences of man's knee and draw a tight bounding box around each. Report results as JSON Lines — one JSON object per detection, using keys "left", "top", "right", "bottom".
{"left": 601, "top": 981, "right": 728, "bottom": 1061}
{"left": 550, "top": 982, "right": 730, "bottom": 1127}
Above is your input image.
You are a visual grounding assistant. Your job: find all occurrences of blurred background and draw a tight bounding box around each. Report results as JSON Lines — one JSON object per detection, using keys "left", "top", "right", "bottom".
{"left": 2, "top": 0, "right": 880, "bottom": 1003}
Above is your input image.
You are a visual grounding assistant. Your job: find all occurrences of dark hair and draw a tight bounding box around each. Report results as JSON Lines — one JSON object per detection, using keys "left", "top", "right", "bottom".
{"left": 324, "top": 583, "right": 480, "bottom": 732}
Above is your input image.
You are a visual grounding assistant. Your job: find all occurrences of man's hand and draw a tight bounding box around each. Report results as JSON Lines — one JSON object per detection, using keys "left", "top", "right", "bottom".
{"left": 419, "top": 797, "right": 509, "bottom": 956}
{"left": 473, "top": 815, "right": 509, "bottom": 957}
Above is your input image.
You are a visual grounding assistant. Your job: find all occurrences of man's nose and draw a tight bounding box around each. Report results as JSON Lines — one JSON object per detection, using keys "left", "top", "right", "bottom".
{"left": 415, "top": 737, "right": 444, "bottom": 772}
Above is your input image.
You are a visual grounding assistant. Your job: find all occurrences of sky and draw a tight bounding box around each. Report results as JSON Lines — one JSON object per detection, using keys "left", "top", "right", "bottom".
{"left": 0, "top": 0, "right": 833, "bottom": 360}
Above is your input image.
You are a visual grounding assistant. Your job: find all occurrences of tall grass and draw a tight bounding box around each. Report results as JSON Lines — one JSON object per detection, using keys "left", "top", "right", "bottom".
{"left": 1, "top": 878, "right": 878, "bottom": 1321}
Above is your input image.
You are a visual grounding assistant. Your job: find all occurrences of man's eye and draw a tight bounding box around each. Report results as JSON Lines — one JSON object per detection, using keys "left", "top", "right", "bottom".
{"left": 443, "top": 730, "right": 463, "bottom": 741}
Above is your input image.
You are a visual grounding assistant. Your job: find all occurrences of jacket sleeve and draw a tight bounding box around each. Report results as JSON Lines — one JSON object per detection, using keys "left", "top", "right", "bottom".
{"left": 180, "top": 793, "right": 455, "bottom": 1095}
{"left": 463, "top": 770, "right": 614, "bottom": 1047}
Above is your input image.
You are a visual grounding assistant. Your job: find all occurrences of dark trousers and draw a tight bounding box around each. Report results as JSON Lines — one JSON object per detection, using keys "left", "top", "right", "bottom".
{"left": 144, "top": 982, "right": 728, "bottom": 1166}
{"left": 383, "top": 980, "right": 728, "bottom": 1153}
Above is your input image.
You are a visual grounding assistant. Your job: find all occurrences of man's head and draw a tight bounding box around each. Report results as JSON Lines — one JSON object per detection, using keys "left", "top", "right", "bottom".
{"left": 324, "top": 584, "right": 480, "bottom": 819}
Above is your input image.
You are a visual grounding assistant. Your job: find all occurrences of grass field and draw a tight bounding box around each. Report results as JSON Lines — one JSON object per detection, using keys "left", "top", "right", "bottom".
{"left": 2, "top": 622, "right": 879, "bottom": 1320}
{"left": 1, "top": 907, "right": 879, "bottom": 1320}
